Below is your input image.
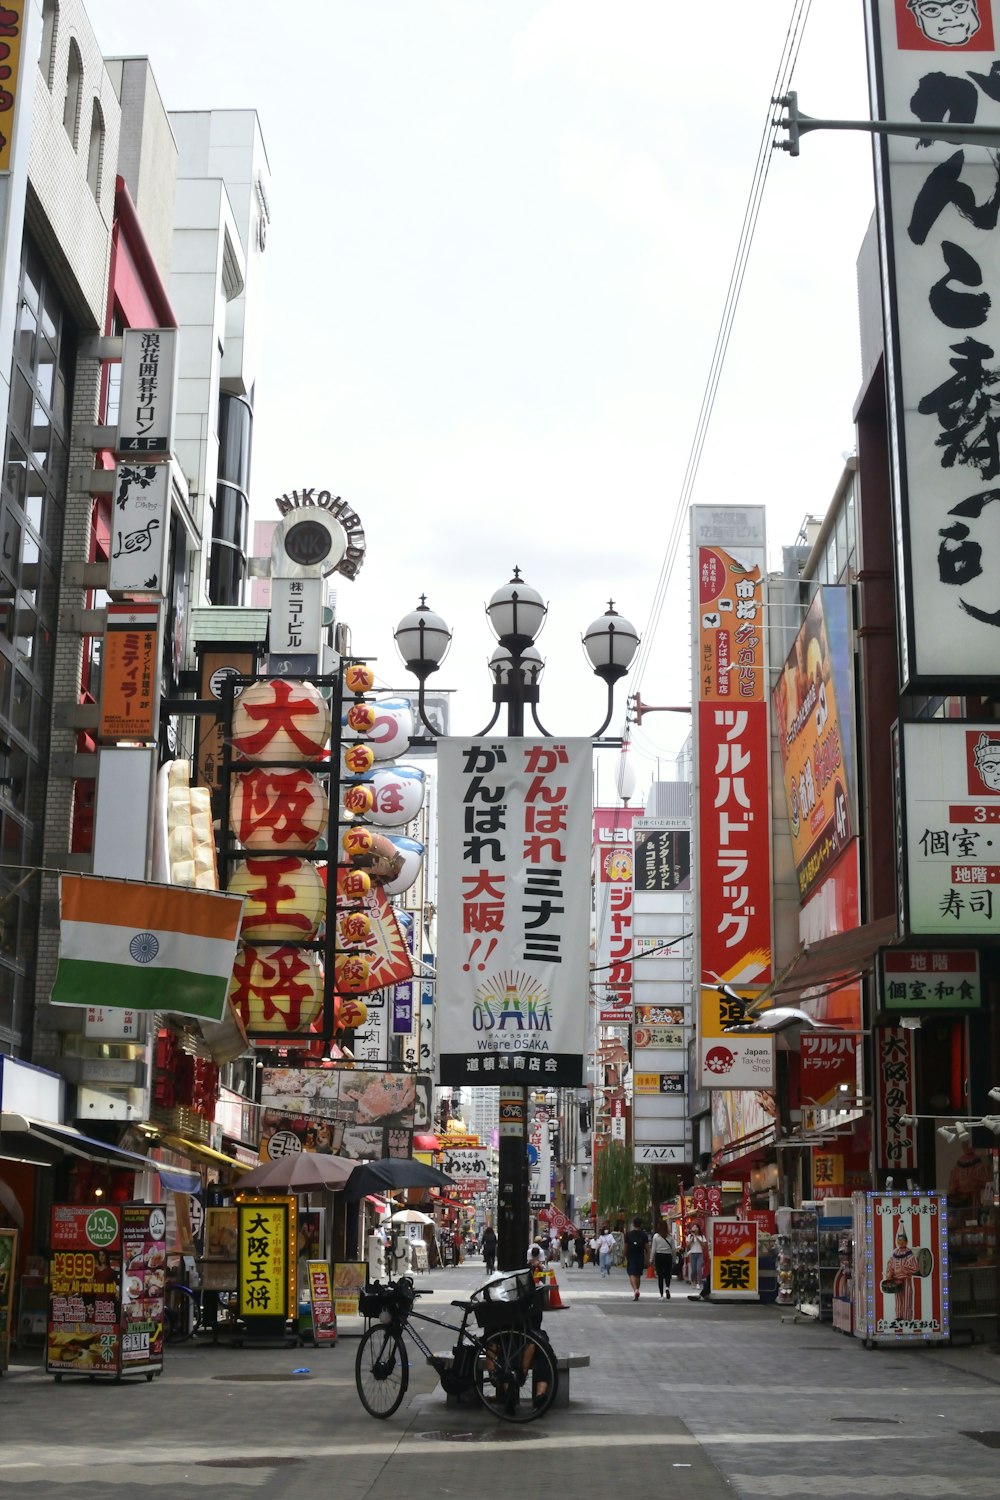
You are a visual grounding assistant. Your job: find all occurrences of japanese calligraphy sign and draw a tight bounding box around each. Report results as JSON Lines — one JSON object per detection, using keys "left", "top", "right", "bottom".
{"left": 867, "top": 0, "right": 1000, "bottom": 687}
{"left": 772, "top": 588, "right": 855, "bottom": 901}
{"left": 899, "top": 721, "right": 1000, "bottom": 933}
{"left": 108, "top": 461, "right": 171, "bottom": 596}
{"left": 237, "top": 1199, "right": 291, "bottom": 1320}
{"left": 692, "top": 508, "right": 773, "bottom": 1089}
{"left": 875, "top": 1025, "right": 918, "bottom": 1172}
{"left": 708, "top": 1218, "right": 759, "bottom": 1300}
{"left": 116, "top": 328, "right": 178, "bottom": 456}
{"left": 99, "top": 603, "right": 160, "bottom": 741}
{"left": 439, "top": 1148, "right": 489, "bottom": 1194}
{"left": 437, "top": 738, "right": 592, "bottom": 1087}
{"left": 880, "top": 948, "right": 981, "bottom": 1009}
{"left": 800, "top": 1031, "right": 859, "bottom": 1109}
{"left": 633, "top": 1024, "right": 685, "bottom": 1050}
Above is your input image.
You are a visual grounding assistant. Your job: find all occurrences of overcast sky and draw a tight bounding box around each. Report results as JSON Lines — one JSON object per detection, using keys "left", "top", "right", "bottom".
{"left": 88, "top": 1, "right": 874, "bottom": 800}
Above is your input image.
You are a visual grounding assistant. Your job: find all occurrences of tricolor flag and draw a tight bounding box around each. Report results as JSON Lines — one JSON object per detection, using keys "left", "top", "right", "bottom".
{"left": 51, "top": 876, "right": 245, "bottom": 1023}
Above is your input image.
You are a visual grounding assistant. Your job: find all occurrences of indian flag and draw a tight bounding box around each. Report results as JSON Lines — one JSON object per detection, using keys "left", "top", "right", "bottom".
{"left": 51, "top": 875, "right": 245, "bottom": 1023}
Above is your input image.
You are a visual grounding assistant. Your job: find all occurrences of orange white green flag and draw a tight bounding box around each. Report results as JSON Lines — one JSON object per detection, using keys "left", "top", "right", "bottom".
{"left": 50, "top": 875, "right": 245, "bottom": 1023}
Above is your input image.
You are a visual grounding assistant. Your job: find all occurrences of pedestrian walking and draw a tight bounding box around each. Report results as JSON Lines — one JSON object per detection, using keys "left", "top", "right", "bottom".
{"left": 651, "top": 1221, "right": 674, "bottom": 1299}
{"left": 574, "top": 1229, "right": 586, "bottom": 1269}
{"left": 596, "top": 1226, "right": 616, "bottom": 1277}
{"left": 624, "top": 1217, "right": 649, "bottom": 1300}
{"left": 480, "top": 1223, "right": 497, "bottom": 1276}
{"left": 560, "top": 1228, "right": 573, "bottom": 1268}
{"left": 686, "top": 1226, "right": 706, "bottom": 1287}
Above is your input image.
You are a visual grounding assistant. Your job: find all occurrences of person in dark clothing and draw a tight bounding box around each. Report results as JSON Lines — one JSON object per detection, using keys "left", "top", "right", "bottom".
{"left": 574, "top": 1230, "right": 586, "bottom": 1269}
{"left": 624, "top": 1217, "right": 649, "bottom": 1301}
{"left": 651, "top": 1221, "right": 675, "bottom": 1299}
{"left": 480, "top": 1224, "right": 497, "bottom": 1276}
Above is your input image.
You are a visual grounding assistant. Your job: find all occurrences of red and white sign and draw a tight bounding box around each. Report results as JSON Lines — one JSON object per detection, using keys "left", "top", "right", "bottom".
{"left": 881, "top": 948, "right": 981, "bottom": 1011}
{"left": 800, "top": 1031, "right": 859, "bottom": 1109}
{"left": 871, "top": 1193, "right": 947, "bottom": 1340}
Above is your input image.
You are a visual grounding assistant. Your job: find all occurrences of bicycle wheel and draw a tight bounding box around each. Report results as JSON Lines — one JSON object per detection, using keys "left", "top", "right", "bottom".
{"left": 473, "top": 1328, "right": 558, "bottom": 1423}
{"left": 355, "top": 1324, "right": 409, "bottom": 1418}
{"left": 164, "top": 1285, "right": 197, "bottom": 1343}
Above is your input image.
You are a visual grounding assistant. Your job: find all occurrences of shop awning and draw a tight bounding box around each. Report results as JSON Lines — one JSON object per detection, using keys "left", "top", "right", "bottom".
{"left": 0, "top": 1112, "right": 200, "bottom": 1192}
{"left": 159, "top": 1132, "right": 252, "bottom": 1174}
{"left": 750, "top": 916, "right": 898, "bottom": 1012}
{"left": 413, "top": 1133, "right": 440, "bottom": 1151}
{"left": 365, "top": 1195, "right": 388, "bottom": 1212}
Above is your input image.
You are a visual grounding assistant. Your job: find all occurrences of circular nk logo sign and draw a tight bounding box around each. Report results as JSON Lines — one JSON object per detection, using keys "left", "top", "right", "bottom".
{"left": 85, "top": 1208, "right": 119, "bottom": 1247}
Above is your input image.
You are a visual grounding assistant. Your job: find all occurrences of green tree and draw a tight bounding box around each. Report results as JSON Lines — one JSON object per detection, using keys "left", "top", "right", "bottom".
{"left": 596, "top": 1142, "right": 652, "bottom": 1225}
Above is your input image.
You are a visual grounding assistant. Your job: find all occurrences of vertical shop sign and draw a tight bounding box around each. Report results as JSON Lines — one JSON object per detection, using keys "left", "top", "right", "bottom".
{"left": 116, "top": 328, "right": 178, "bottom": 455}
{"left": 799, "top": 1032, "right": 859, "bottom": 1108}
{"left": 99, "top": 604, "right": 161, "bottom": 741}
{"left": 108, "top": 461, "right": 171, "bottom": 596}
{"left": 237, "top": 1199, "right": 291, "bottom": 1320}
{"left": 866, "top": 0, "right": 1000, "bottom": 687}
{"left": 875, "top": 1026, "right": 917, "bottom": 1172}
{"left": 437, "top": 738, "right": 592, "bottom": 1086}
{"left": 708, "top": 1218, "right": 759, "bottom": 1299}
{"left": 307, "top": 1261, "right": 336, "bottom": 1345}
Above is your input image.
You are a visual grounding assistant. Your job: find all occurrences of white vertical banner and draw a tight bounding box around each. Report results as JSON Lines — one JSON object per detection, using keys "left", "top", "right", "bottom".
{"left": 437, "top": 738, "right": 593, "bottom": 1087}
{"left": 116, "top": 328, "right": 178, "bottom": 455}
{"left": 109, "top": 462, "right": 172, "bottom": 595}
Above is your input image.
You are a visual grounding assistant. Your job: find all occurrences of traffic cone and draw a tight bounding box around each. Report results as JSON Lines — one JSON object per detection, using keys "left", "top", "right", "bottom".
{"left": 547, "top": 1267, "right": 568, "bottom": 1310}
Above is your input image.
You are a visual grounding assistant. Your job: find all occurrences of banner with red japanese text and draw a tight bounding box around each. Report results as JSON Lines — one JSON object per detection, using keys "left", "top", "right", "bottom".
{"left": 708, "top": 1218, "right": 759, "bottom": 1299}
{"left": 866, "top": 1192, "right": 948, "bottom": 1342}
{"left": 874, "top": 1026, "right": 917, "bottom": 1173}
{"left": 593, "top": 806, "right": 643, "bottom": 1021}
{"left": 799, "top": 1031, "right": 860, "bottom": 1109}
{"left": 866, "top": 0, "right": 1000, "bottom": 689}
{"left": 437, "top": 739, "right": 592, "bottom": 1087}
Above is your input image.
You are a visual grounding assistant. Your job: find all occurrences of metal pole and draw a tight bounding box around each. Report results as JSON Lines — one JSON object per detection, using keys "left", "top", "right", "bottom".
{"left": 497, "top": 646, "right": 530, "bottom": 1271}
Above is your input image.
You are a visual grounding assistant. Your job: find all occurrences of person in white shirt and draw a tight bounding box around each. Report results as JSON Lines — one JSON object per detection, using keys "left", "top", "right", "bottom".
{"left": 596, "top": 1227, "right": 616, "bottom": 1277}
{"left": 650, "top": 1222, "right": 675, "bottom": 1299}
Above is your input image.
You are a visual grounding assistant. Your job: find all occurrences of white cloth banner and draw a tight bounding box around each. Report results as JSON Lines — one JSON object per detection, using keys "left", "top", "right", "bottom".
{"left": 437, "top": 738, "right": 592, "bottom": 1087}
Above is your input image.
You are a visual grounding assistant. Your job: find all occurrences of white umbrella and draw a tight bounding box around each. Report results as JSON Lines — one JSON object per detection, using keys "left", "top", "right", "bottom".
{"left": 390, "top": 1209, "right": 433, "bottom": 1225}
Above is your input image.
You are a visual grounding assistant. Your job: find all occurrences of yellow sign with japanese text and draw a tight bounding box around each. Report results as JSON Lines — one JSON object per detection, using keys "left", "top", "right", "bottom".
{"left": 237, "top": 1198, "right": 292, "bottom": 1320}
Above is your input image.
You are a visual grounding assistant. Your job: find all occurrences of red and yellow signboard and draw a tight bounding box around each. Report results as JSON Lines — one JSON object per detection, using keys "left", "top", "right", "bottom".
{"left": 99, "top": 604, "right": 160, "bottom": 741}
{"left": 708, "top": 1218, "right": 759, "bottom": 1299}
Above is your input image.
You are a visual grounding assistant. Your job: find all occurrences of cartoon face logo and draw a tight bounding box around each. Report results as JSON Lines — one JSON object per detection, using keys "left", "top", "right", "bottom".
{"left": 605, "top": 848, "right": 633, "bottom": 881}
{"left": 906, "top": 0, "right": 981, "bottom": 46}
{"left": 972, "top": 732, "right": 1000, "bottom": 792}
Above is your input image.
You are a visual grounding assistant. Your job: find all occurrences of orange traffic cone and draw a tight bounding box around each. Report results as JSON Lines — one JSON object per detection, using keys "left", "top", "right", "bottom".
{"left": 547, "top": 1267, "right": 568, "bottom": 1310}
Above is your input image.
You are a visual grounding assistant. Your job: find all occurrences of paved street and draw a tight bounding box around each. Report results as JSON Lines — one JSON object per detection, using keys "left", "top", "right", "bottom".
{"left": 3, "top": 1257, "right": 1000, "bottom": 1498}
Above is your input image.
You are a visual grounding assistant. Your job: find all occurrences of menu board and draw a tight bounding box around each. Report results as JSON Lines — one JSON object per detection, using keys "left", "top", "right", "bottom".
{"left": 120, "top": 1204, "right": 166, "bottom": 1370}
{"left": 0, "top": 1228, "right": 17, "bottom": 1372}
{"left": 47, "top": 1205, "right": 123, "bottom": 1376}
{"left": 332, "top": 1261, "right": 366, "bottom": 1319}
{"left": 307, "top": 1260, "right": 336, "bottom": 1345}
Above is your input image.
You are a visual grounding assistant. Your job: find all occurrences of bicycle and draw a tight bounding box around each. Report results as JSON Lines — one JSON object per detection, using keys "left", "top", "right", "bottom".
{"left": 163, "top": 1258, "right": 201, "bottom": 1343}
{"left": 354, "top": 1270, "right": 558, "bottom": 1423}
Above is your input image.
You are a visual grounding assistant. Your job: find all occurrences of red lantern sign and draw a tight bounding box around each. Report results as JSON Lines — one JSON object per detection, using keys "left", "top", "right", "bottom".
{"left": 231, "top": 679, "right": 331, "bottom": 761}
{"left": 228, "top": 856, "right": 326, "bottom": 940}
{"left": 229, "top": 945, "right": 324, "bottom": 1034}
{"left": 231, "top": 768, "right": 328, "bottom": 850}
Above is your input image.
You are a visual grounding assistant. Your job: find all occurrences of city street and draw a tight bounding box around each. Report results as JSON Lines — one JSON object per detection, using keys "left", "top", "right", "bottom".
{"left": 3, "top": 1258, "right": 1000, "bottom": 1499}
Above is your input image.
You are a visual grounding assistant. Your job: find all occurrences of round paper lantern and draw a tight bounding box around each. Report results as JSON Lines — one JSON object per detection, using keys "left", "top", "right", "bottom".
{"left": 365, "top": 764, "right": 426, "bottom": 827}
{"left": 380, "top": 835, "right": 425, "bottom": 895}
{"left": 335, "top": 953, "right": 371, "bottom": 992}
{"left": 229, "top": 944, "right": 324, "bottom": 1035}
{"left": 231, "top": 679, "right": 331, "bottom": 762}
{"left": 231, "top": 768, "right": 328, "bottom": 850}
{"left": 228, "top": 857, "right": 326, "bottom": 940}
{"left": 338, "top": 995, "right": 368, "bottom": 1030}
{"left": 342, "top": 825, "right": 374, "bottom": 860}
{"left": 346, "top": 701, "right": 377, "bottom": 734}
{"left": 336, "top": 868, "right": 371, "bottom": 898}
{"left": 338, "top": 911, "right": 372, "bottom": 945}
{"left": 342, "top": 784, "right": 374, "bottom": 817}
{"left": 343, "top": 743, "right": 375, "bottom": 776}
{"left": 344, "top": 663, "right": 375, "bottom": 695}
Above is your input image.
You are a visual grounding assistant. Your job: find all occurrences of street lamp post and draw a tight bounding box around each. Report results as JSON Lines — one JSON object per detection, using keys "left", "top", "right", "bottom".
{"left": 395, "top": 569, "right": 639, "bottom": 1271}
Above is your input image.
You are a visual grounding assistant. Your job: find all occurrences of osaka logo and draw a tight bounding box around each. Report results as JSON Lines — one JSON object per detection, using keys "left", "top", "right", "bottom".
{"left": 129, "top": 931, "right": 160, "bottom": 964}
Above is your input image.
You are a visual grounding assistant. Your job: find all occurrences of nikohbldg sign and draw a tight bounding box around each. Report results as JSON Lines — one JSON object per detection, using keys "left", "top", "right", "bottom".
{"left": 866, "top": 0, "right": 1000, "bottom": 688}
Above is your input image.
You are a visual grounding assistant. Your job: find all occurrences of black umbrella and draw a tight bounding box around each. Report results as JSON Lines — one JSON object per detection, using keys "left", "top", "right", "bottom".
{"left": 239, "top": 1152, "right": 357, "bottom": 1193}
{"left": 343, "top": 1158, "right": 454, "bottom": 1202}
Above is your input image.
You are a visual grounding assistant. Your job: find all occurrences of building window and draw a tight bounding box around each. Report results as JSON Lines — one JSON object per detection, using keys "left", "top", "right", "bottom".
{"left": 63, "top": 37, "right": 82, "bottom": 147}
{"left": 86, "top": 100, "right": 104, "bottom": 199}
{"left": 39, "top": 0, "right": 58, "bottom": 90}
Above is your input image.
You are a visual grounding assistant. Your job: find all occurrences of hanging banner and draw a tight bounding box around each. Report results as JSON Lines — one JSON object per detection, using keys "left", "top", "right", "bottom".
{"left": 866, "top": 0, "right": 1000, "bottom": 688}
{"left": 116, "top": 328, "right": 178, "bottom": 456}
{"left": 99, "top": 604, "right": 161, "bottom": 741}
{"left": 437, "top": 738, "right": 592, "bottom": 1087}
{"left": 875, "top": 1025, "right": 917, "bottom": 1173}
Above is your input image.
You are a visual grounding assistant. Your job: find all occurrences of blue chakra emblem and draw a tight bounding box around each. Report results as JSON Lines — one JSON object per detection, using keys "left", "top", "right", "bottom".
{"left": 129, "top": 932, "right": 159, "bottom": 964}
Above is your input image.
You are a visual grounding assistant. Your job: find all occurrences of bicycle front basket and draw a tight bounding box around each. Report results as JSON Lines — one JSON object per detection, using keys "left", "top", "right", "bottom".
{"left": 358, "top": 1286, "right": 387, "bottom": 1319}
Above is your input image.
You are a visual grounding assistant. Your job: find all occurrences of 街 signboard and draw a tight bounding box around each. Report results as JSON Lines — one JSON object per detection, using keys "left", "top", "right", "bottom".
{"left": 866, "top": 0, "right": 1000, "bottom": 688}
{"left": 437, "top": 738, "right": 592, "bottom": 1087}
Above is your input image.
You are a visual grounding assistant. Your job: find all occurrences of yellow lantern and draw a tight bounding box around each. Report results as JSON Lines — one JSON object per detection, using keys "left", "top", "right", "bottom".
{"left": 342, "top": 825, "right": 374, "bottom": 860}
{"left": 228, "top": 857, "right": 326, "bottom": 940}
{"left": 344, "top": 663, "right": 375, "bottom": 695}
{"left": 337, "top": 868, "right": 371, "bottom": 899}
{"left": 231, "top": 768, "right": 329, "bottom": 851}
{"left": 344, "top": 743, "right": 375, "bottom": 775}
{"left": 229, "top": 944, "right": 324, "bottom": 1035}
{"left": 230, "top": 679, "right": 331, "bottom": 762}
{"left": 342, "top": 784, "right": 374, "bottom": 817}
{"left": 338, "top": 911, "right": 372, "bottom": 946}
{"left": 335, "top": 953, "right": 371, "bottom": 992}
{"left": 346, "top": 702, "right": 377, "bottom": 734}
{"left": 338, "top": 996, "right": 368, "bottom": 1030}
